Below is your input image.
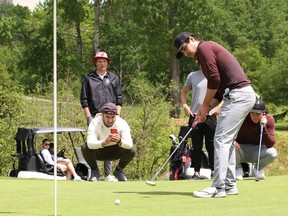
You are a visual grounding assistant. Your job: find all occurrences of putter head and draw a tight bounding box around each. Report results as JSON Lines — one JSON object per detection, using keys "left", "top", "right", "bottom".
{"left": 169, "top": 134, "right": 177, "bottom": 145}
{"left": 146, "top": 180, "right": 156, "bottom": 186}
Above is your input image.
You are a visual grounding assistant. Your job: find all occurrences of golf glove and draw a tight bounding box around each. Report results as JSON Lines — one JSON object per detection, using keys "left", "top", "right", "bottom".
{"left": 260, "top": 116, "right": 267, "bottom": 126}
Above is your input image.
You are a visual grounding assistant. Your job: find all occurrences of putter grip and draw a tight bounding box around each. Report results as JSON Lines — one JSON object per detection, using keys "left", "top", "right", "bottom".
{"left": 192, "top": 121, "right": 198, "bottom": 128}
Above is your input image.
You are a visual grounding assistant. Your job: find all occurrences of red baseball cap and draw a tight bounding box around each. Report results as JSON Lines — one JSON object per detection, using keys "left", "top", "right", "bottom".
{"left": 92, "top": 51, "right": 111, "bottom": 63}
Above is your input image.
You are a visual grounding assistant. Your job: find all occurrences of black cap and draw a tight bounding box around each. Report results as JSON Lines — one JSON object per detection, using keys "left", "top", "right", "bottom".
{"left": 101, "top": 103, "right": 118, "bottom": 115}
{"left": 251, "top": 99, "right": 265, "bottom": 114}
{"left": 173, "top": 32, "right": 193, "bottom": 59}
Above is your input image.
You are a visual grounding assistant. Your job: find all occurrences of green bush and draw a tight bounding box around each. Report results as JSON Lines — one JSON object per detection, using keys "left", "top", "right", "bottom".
{"left": 265, "top": 131, "right": 288, "bottom": 176}
{"left": 0, "top": 64, "right": 28, "bottom": 175}
{"left": 123, "top": 77, "right": 174, "bottom": 180}
{"left": 275, "top": 123, "right": 288, "bottom": 131}
{"left": 1, "top": 71, "right": 288, "bottom": 179}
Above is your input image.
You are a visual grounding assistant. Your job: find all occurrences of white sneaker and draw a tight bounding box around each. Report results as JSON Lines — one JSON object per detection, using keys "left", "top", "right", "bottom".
{"left": 104, "top": 174, "right": 118, "bottom": 182}
{"left": 97, "top": 176, "right": 105, "bottom": 181}
{"left": 89, "top": 170, "right": 101, "bottom": 181}
{"left": 193, "top": 187, "right": 226, "bottom": 198}
{"left": 253, "top": 168, "right": 265, "bottom": 180}
{"left": 236, "top": 168, "right": 244, "bottom": 180}
{"left": 73, "top": 175, "right": 83, "bottom": 181}
{"left": 225, "top": 186, "right": 239, "bottom": 195}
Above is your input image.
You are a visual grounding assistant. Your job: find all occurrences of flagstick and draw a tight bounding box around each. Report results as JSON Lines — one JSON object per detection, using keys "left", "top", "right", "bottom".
{"left": 53, "top": 0, "right": 58, "bottom": 215}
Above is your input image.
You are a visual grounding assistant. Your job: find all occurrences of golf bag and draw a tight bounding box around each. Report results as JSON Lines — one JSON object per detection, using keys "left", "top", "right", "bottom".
{"left": 74, "top": 146, "right": 91, "bottom": 181}
{"left": 169, "top": 126, "right": 192, "bottom": 180}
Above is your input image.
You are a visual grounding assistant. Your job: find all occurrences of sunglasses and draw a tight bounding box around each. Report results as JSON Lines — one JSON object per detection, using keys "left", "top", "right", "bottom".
{"left": 44, "top": 143, "right": 50, "bottom": 146}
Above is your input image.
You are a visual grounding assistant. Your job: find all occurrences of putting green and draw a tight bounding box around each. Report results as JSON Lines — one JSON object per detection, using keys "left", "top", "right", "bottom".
{"left": 0, "top": 175, "right": 287, "bottom": 215}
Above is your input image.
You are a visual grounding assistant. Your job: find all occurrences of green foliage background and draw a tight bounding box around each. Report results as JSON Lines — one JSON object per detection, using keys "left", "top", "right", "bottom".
{"left": 0, "top": 0, "right": 287, "bottom": 178}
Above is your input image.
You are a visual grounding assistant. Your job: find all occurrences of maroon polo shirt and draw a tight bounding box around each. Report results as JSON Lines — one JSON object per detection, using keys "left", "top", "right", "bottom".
{"left": 196, "top": 41, "right": 251, "bottom": 101}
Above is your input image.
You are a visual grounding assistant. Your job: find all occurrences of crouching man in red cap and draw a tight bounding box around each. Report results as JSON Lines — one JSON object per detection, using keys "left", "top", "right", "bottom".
{"left": 81, "top": 102, "right": 135, "bottom": 181}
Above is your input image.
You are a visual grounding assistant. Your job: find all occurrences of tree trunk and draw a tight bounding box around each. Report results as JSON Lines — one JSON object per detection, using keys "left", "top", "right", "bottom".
{"left": 93, "top": 0, "right": 100, "bottom": 54}
{"left": 168, "top": 3, "right": 181, "bottom": 118}
{"left": 170, "top": 54, "right": 181, "bottom": 118}
{"left": 76, "top": 23, "right": 83, "bottom": 58}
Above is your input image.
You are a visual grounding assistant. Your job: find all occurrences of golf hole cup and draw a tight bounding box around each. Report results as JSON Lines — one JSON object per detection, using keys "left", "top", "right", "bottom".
{"left": 115, "top": 199, "right": 121, "bottom": 205}
{"left": 111, "top": 128, "right": 118, "bottom": 134}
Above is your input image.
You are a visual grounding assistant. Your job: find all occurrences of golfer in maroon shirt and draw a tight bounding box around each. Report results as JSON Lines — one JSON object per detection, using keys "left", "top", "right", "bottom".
{"left": 174, "top": 32, "right": 256, "bottom": 198}
{"left": 234, "top": 99, "right": 277, "bottom": 180}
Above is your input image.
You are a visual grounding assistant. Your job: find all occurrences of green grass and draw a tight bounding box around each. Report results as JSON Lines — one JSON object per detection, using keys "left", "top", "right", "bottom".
{"left": 1, "top": 175, "right": 288, "bottom": 216}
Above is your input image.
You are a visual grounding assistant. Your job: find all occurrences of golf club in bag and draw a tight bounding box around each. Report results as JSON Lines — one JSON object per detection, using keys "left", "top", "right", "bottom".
{"left": 255, "top": 123, "right": 264, "bottom": 182}
{"left": 146, "top": 123, "right": 196, "bottom": 186}
{"left": 169, "top": 127, "right": 192, "bottom": 180}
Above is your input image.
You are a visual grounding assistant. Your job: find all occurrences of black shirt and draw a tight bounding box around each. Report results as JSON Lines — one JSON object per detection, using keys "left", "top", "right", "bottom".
{"left": 80, "top": 71, "right": 123, "bottom": 116}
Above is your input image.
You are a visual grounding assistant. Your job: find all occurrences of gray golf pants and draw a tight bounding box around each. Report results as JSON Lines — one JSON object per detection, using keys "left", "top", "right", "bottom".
{"left": 212, "top": 85, "right": 256, "bottom": 189}
{"left": 98, "top": 160, "right": 113, "bottom": 177}
{"left": 236, "top": 144, "right": 277, "bottom": 170}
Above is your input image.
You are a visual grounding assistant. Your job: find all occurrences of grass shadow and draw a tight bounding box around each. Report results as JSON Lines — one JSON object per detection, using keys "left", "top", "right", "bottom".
{"left": 114, "top": 191, "right": 192, "bottom": 196}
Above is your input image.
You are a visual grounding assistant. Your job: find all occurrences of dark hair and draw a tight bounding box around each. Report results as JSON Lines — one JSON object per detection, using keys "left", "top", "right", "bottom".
{"left": 192, "top": 35, "right": 201, "bottom": 41}
{"left": 42, "top": 138, "right": 50, "bottom": 144}
{"left": 187, "top": 35, "right": 201, "bottom": 42}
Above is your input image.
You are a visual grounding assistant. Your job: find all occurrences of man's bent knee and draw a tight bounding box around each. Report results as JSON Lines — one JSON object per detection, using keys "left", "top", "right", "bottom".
{"left": 266, "top": 147, "right": 277, "bottom": 160}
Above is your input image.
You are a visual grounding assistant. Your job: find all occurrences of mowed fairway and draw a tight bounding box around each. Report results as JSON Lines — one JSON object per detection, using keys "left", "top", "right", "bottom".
{"left": 0, "top": 175, "right": 287, "bottom": 216}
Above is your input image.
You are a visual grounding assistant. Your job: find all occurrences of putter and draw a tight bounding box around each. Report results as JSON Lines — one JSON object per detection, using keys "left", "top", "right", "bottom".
{"left": 255, "top": 123, "right": 264, "bottom": 182}
{"left": 146, "top": 124, "right": 196, "bottom": 186}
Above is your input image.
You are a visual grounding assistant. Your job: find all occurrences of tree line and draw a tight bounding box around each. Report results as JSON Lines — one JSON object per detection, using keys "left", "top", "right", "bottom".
{"left": 1, "top": 0, "right": 288, "bottom": 107}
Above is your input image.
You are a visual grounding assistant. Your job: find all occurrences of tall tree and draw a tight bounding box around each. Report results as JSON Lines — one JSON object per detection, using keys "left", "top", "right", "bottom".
{"left": 258, "top": 45, "right": 288, "bottom": 104}
{"left": 0, "top": 4, "right": 31, "bottom": 83}
{"left": 93, "top": 0, "right": 100, "bottom": 54}
{"left": 58, "top": 0, "right": 88, "bottom": 58}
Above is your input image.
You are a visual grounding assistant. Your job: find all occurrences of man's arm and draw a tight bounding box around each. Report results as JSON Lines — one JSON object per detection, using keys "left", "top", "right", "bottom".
{"left": 87, "top": 121, "right": 104, "bottom": 149}
{"left": 101, "top": 120, "right": 133, "bottom": 149}
{"left": 208, "top": 99, "right": 222, "bottom": 115}
{"left": 83, "top": 107, "right": 93, "bottom": 126}
{"left": 118, "top": 120, "right": 133, "bottom": 150}
{"left": 80, "top": 77, "right": 89, "bottom": 108}
{"left": 114, "top": 76, "right": 123, "bottom": 107}
{"left": 262, "top": 115, "right": 276, "bottom": 148}
{"left": 84, "top": 107, "right": 91, "bottom": 118}
{"left": 195, "top": 88, "right": 217, "bottom": 124}
{"left": 181, "top": 86, "right": 193, "bottom": 116}
{"left": 41, "top": 149, "right": 54, "bottom": 165}
{"left": 80, "top": 77, "right": 93, "bottom": 125}
{"left": 202, "top": 89, "right": 218, "bottom": 108}
{"left": 116, "top": 105, "right": 122, "bottom": 115}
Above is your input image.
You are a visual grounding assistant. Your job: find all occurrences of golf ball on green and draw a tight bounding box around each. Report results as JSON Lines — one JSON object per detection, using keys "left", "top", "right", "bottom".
{"left": 115, "top": 199, "right": 120, "bottom": 205}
